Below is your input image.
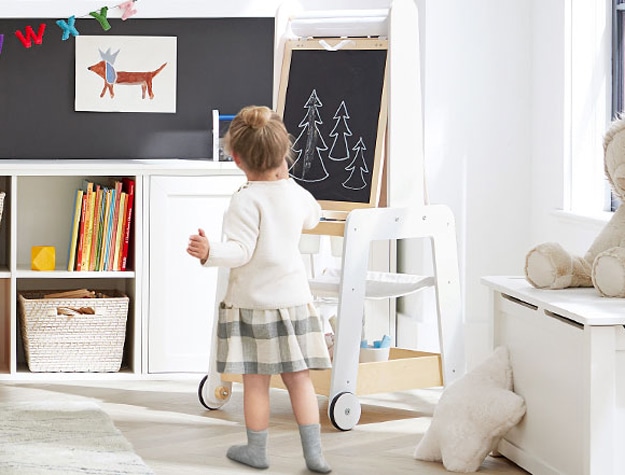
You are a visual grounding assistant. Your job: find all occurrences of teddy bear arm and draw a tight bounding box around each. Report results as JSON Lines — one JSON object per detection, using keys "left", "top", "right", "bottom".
{"left": 584, "top": 206, "right": 625, "bottom": 263}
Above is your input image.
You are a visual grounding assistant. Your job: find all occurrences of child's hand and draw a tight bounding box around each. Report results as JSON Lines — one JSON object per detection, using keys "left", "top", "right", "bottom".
{"left": 187, "top": 228, "right": 210, "bottom": 264}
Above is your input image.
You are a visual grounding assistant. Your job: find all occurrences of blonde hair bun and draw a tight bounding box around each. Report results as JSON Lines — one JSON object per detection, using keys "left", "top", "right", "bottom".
{"left": 225, "top": 105, "right": 291, "bottom": 172}
{"left": 239, "top": 106, "right": 272, "bottom": 129}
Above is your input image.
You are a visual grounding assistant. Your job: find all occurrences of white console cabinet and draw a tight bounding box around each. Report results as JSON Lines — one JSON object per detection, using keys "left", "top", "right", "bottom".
{"left": 482, "top": 276, "right": 625, "bottom": 475}
{"left": 147, "top": 174, "right": 244, "bottom": 373}
{"left": 0, "top": 160, "right": 395, "bottom": 380}
{"left": 0, "top": 159, "right": 242, "bottom": 380}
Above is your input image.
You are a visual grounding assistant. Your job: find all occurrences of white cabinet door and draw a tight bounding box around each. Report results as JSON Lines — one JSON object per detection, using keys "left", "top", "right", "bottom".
{"left": 148, "top": 175, "right": 243, "bottom": 373}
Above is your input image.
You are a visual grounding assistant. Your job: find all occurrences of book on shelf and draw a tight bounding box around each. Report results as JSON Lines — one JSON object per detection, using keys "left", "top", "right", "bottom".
{"left": 103, "top": 184, "right": 118, "bottom": 271}
{"left": 98, "top": 188, "right": 113, "bottom": 272}
{"left": 92, "top": 185, "right": 107, "bottom": 271}
{"left": 67, "top": 188, "right": 84, "bottom": 271}
{"left": 80, "top": 181, "right": 96, "bottom": 272}
{"left": 88, "top": 184, "right": 103, "bottom": 271}
{"left": 67, "top": 177, "right": 135, "bottom": 272}
{"left": 75, "top": 191, "right": 88, "bottom": 271}
{"left": 106, "top": 180, "right": 123, "bottom": 271}
{"left": 120, "top": 177, "right": 135, "bottom": 271}
{"left": 113, "top": 192, "right": 126, "bottom": 270}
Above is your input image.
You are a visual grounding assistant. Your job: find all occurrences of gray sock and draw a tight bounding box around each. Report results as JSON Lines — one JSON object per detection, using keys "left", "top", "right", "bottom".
{"left": 226, "top": 428, "right": 269, "bottom": 469}
{"left": 299, "top": 424, "right": 332, "bottom": 473}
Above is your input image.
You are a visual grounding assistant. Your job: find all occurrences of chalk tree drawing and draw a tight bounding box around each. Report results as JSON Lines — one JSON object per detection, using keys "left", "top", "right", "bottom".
{"left": 342, "top": 137, "right": 369, "bottom": 190}
{"left": 290, "top": 89, "right": 330, "bottom": 182}
{"left": 289, "top": 89, "right": 372, "bottom": 192}
{"left": 328, "top": 101, "right": 352, "bottom": 161}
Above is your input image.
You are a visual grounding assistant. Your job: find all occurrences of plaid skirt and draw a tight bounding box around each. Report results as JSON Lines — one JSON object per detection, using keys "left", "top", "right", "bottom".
{"left": 216, "top": 302, "right": 332, "bottom": 375}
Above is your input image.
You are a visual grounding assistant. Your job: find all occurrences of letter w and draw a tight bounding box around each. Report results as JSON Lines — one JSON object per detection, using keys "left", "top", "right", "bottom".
{"left": 15, "top": 23, "right": 46, "bottom": 49}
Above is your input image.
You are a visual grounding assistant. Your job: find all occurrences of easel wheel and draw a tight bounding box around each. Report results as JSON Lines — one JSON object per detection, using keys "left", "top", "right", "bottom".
{"left": 198, "top": 375, "right": 231, "bottom": 410}
{"left": 215, "top": 386, "right": 230, "bottom": 401}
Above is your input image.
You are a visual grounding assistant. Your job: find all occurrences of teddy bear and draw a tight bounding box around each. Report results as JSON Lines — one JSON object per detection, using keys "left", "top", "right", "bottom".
{"left": 524, "top": 116, "right": 625, "bottom": 297}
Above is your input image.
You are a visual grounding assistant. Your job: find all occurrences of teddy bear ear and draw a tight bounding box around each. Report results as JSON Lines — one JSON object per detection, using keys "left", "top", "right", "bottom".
{"left": 604, "top": 116, "right": 625, "bottom": 151}
{"left": 603, "top": 119, "right": 625, "bottom": 196}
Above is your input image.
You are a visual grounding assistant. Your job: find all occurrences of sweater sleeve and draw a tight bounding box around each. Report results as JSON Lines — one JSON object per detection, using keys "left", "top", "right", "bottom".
{"left": 204, "top": 192, "right": 259, "bottom": 268}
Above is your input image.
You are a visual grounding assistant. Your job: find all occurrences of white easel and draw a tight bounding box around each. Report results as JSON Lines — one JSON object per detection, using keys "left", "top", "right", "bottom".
{"left": 199, "top": 0, "right": 466, "bottom": 431}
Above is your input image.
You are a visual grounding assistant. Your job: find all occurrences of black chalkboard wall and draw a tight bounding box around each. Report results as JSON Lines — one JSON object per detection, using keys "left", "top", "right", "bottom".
{"left": 0, "top": 18, "right": 274, "bottom": 159}
{"left": 280, "top": 40, "right": 388, "bottom": 206}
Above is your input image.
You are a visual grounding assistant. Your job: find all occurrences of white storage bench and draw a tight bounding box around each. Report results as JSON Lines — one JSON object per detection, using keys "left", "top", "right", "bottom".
{"left": 482, "top": 276, "right": 625, "bottom": 475}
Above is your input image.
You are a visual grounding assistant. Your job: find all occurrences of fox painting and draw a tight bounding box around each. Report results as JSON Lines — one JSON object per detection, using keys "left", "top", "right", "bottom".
{"left": 87, "top": 48, "right": 167, "bottom": 100}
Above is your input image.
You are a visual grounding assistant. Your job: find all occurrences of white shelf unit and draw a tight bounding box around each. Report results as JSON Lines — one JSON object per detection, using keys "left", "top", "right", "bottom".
{"left": 0, "top": 159, "right": 240, "bottom": 380}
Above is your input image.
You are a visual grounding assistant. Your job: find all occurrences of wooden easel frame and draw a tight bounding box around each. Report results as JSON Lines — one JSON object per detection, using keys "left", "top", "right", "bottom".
{"left": 200, "top": 2, "right": 466, "bottom": 431}
{"left": 276, "top": 38, "right": 389, "bottom": 213}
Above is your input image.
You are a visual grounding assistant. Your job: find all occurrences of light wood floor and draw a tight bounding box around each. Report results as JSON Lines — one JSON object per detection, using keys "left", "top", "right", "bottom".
{"left": 0, "top": 377, "right": 529, "bottom": 474}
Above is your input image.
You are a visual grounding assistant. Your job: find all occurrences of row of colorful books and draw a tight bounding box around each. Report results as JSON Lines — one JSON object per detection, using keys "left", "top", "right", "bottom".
{"left": 67, "top": 177, "right": 135, "bottom": 272}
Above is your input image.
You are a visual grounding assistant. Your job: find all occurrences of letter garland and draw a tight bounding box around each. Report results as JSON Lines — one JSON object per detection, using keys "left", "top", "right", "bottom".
{"left": 1, "top": 0, "right": 139, "bottom": 52}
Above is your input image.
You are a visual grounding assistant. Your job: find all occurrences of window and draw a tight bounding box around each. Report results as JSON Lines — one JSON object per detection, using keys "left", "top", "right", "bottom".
{"left": 614, "top": 0, "right": 625, "bottom": 117}
{"left": 612, "top": 0, "right": 625, "bottom": 209}
{"left": 568, "top": 0, "right": 611, "bottom": 215}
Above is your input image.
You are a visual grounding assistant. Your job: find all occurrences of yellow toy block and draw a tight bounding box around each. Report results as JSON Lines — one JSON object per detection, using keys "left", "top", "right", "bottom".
{"left": 31, "top": 246, "right": 55, "bottom": 271}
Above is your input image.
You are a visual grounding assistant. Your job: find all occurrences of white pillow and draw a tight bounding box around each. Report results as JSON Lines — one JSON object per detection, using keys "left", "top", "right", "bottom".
{"left": 414, "top": 346, "right": 526, "bottom": 472}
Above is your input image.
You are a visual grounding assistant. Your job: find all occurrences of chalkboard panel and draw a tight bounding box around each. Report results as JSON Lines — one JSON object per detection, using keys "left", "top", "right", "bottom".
{"left": 277, "top": 38, "right": 388, "bottom": 210}
{"left": 0, "top": 18, "right": 273, "bottom": 159}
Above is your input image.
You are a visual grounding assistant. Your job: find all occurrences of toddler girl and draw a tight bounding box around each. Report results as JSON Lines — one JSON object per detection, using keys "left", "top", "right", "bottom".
{"left": 187, "top": 105, "right": 332, "bottom": 473}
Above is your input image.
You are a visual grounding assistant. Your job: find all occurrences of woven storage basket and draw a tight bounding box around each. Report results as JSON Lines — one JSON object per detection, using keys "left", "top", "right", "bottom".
{"left": 18, "top": 290, "right": 129, "bottom": 372}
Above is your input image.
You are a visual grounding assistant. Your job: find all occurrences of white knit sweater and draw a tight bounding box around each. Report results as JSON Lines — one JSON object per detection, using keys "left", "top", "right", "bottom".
{"left": 204, "top": 178, "right": 321, "bottom": 309}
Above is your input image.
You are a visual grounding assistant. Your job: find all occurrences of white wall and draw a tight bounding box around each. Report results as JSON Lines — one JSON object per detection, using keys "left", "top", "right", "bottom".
{"left": 416, "top": 1, "right": 533, "bottom": 368}
{"left": 0, "top": 1, "right": 281, "bottom": 18}
{"left": 530, "top": 0, "right": 568, "bottom": 249}
{"left": 0, "top": 1, "right": 390, "bottom": 18}
{"left": 417, "top": 0, "right": 610, "bottom": 368}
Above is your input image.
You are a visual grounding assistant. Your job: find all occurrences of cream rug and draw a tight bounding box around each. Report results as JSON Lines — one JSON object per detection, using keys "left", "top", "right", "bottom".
{"left": 0, "top": 400, "right": 154, "bottom": 474}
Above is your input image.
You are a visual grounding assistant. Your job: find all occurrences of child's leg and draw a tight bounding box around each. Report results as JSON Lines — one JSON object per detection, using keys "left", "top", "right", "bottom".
{"left": 280, "top": 369, "right": 319, "bottom": 425}
{"left": 227, "top": 373, "right": 271, "bottom": 469}
{"left": 243, "top": 373, "right": 271, "bottom": 431}
{"left": 281, "top": 370, "right": 332, "bottom": 473}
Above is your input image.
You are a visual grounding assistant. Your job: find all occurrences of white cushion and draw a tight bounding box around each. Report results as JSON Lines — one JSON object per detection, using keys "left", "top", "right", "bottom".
{"left": 414, "top": 346, "right": 526, "bottom": 472}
